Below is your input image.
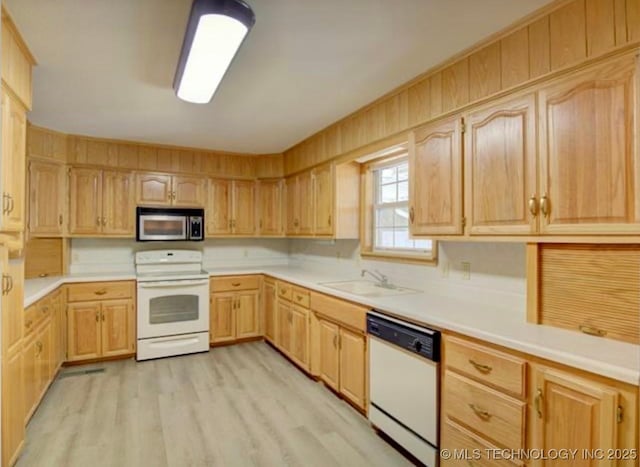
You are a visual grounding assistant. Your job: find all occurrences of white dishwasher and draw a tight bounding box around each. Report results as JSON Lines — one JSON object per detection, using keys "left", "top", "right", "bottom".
{"left": 367, "top": 311, "right": 440, "bottom": 466}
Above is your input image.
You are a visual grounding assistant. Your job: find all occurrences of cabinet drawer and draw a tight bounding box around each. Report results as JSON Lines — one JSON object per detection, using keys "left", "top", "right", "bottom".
{"left": 210, "top": 275, "right": 260, "bottom": 292}
{"left": 310, "top": 292, "right": 367, "bottom": 333}
{"left": 277, "top": 282, "right": 292, "bottom": 301}
{"left": 445, "top": 336, "right": 526, "bottom": 397}
{"left": 291, "top": 286, "right": 310, "bottom": 308}
{"left": 441, "top": 419, "right": 522, "bottom": 467}
{"left": 24, "top": 303, "right": 40, "bottom": 337}
{"left": 444, "top": 371, "right": 525, "bottom": 450}
{"left": 67, "top": 281, "right": 134, "bottom": 302}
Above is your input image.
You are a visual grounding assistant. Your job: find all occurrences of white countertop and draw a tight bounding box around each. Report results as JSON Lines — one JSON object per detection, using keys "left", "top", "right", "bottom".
{"left": 24, "top": 266, "right": 640, "bottom": 386}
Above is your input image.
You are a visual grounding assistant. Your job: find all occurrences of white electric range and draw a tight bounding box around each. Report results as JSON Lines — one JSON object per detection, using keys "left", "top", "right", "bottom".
{"left": 135, "top": 250, "right": 210, "bottom": 360}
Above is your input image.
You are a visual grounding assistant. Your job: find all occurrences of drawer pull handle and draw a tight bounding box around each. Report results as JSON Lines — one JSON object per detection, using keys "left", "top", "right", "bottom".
{"left": 280, "top": 289, "right": 286, "bottom": 295}
{"left": 231, "top": 282, "right": 241, "bottom": 287}
{"left": 296, "top": 295, "right": 304, "bottom": 301}
{"left": 468, "top": 359, "right": 492, "bottom": 373}
{"left": 95, "top": 289, "right": 107, "bottom": 296}
{"left": 468, "top": 404, "right": 491, "bottom": 420}
{"left": 535, "top": 388, "right": 543, "bottom": 418}
{"left": 578, "top": 325, "right": 607, "bottom": 337}
{"left": 25, "top": 320, "right": 32, "bottom": 328}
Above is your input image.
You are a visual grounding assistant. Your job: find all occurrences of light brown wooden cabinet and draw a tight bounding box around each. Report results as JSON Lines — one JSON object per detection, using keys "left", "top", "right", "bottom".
{"left": 337, "top": 327, "right": 366, "bottom": 409}
{"left": 274, "top": 281, "right": 310, "bottom": 371}
{"left": 277, "top": 300, "right": 292, "bottom": 354}
{"left": 66, "top": 282, "right": 136, "bottom": 362}
{"left": 409, "top": 115, "right": 463, "bottom": 235}
{"left": 210, "top": 276, "right": 261, "bottom": 344}
{"left": 28, "top": 160, "right": 65, "bottom": 236}
{"left": 210, "top": 293, "right": 236, "bottom": 343}
{"left": 313, "top": 164, "right": 334, "bottom": 236}
{"left": 136, "top": 172, "right": 206, "bottom": 207}
{"left": 263, "top": 278, "right": 277, "bottom": 343}
{"left": 257, "top": 180, "right": 284, "bottom": 236}
{"left": 285, "top": 171, "right": 314, "bottom": 236}
{"left": 318, "top": 319, "right": 340, "bottom": 391}
{"left": 69, "top": 167, "right": 134, "bottom": 236}
{"left": 206, "top": 179, "right": 256, "bottom": 236}
{"left": 464, "top": 93, "right": 537, "bottom": 235}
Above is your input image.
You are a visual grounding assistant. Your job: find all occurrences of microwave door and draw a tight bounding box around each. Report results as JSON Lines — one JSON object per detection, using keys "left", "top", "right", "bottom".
{"left": 139, "top": 215, "right": 187, "bottom": 241}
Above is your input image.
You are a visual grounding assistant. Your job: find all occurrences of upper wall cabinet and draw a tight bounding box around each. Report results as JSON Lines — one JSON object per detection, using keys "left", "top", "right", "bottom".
{"left": 464, "top": 93, "right": 537, "bottom": 235}
{"left": 257, "top": 179, "right": 284, "bottom": 236}
{"left": 28, "top": 160, "right": 66, "bottom": 236}
{"left": 409, "top": 115, "right": 463, "bottom": 235}
{"left": 206, "top": 179, "right": 256, "bottom": 236}
{"left": 286, "top": 171, "right": 314, "bottom": 236}
{"left": 537, "top": 53, "right": 640, "bottom": 235}
{"left": 1, "top": 8, "right": 35, "bottom": 110}
{"left": 69, "top": 167, "right": 134, "bottom": 236}
{"left": 136, "top": 172, "right": 206, "bottom": 207}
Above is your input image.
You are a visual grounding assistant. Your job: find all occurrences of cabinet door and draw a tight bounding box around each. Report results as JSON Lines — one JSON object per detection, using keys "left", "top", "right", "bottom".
{"left": 136, "top": 172, "right": 172, "bottom": 206}
{"left": 102, "top": 171, "right": 134, "bottom": 235}
{"left": 465, "top": 94, "right": 537, "bottom": 235}
{"left": 1, "top": 89, "right": 27, "bottom": 232}
{"left": 263, "top": 280, "right": 276, "bottom": 342}
{"left": 318, "top": 319, "right": 340, "bottom": 391}
{"left": 530, "top": 366, "right": 619, "bottom": 466}
{"left": 258, "top": 180, "right": 283, "bottom": 236}
{"left": 235, "top": 291, "right": 260, "bottom": 338}
{"left": 232, "top": 180, "right": 256, "bottom": 235}
{"left": 207, "top": 179, "right": 231, "bottom": 235}
{"left": 339, "top": 328, "right": 366, "bottom": 410}
{"left": 22, "top": 337, "right": 39, "bottom": 421}
{"left": 2, "top": 349, "right": 24, "bottom": 467}
{"left": 172, "top": 175, "right": 206, "bottom": 207}
{"left": 28, "top": 160, "right": 65, "bottom": 236}
{"left": 314, "top": 165, "right": 334, "bottom": 236}
{"left": 2, "top": 257, "right": 23, "bottom": 357}
{"left": 210, "top": 292, "right": 236, "bottom": 343}
{"left": 69, "top": 168, "right": 102, "bottom": 235}
{"left": 297, "top": 172, "right": 314, "bottom": 235}
{"left": 409, "top": 116, "right": 463, "bottom": 235}
{"left": 290, "top": 305, "right": 309, "bottom": 369}
{"left": 101, "top": 299, "right": 134, "bottom": 357}
{"left": 277, "top": 301, "right": 291, "bottom": 354}
{"left": 67, "top": 301, "right": 102, "bottom": 361}
{"left": 285, "top": 176, "right": 298, "bottom": 235}
{"left": 538, "top": 54, "right": 640, "bottom": 234}
{"left": 37, "top": 323, "right": 51, "bottom": 395}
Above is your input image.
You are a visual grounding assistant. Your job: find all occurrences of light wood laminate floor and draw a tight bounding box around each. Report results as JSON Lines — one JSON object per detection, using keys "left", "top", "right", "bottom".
{"left": 17, "top": 342, "right": 413, "bottom": 467}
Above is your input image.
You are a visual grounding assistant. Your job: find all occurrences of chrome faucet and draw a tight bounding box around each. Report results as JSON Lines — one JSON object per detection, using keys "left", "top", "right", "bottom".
{"left": 361, "top": 269, "right": 394, "bottom": 289}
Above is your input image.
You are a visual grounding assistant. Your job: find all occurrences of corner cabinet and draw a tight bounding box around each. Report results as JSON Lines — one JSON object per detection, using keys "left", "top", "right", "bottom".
{"left": 206, "top": 179, "right": 256, "bottom": 236}
{"left": 28, "top": 160, "right": 66, "bottom": 236}
{"left": 257, "top": 179, "right": 284, "bottom": 236}
{"left": 537, "top": 53, "right": 640, "bottom": 234}
{"left": 409, "top": 115, "right": 463, "bottom": 235}
{"left": 136, "top": 172, "right": 206, "bottom": 207}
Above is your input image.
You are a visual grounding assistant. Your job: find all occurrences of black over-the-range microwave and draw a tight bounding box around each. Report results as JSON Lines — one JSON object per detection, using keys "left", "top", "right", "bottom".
{"left": 136, "top": 207, "right": 204, "bottom": 242}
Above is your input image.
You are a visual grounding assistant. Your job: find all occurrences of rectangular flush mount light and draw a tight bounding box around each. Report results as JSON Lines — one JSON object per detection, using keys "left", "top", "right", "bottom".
{"left": 173, "top": 0, "right": 256, "bottom": 104}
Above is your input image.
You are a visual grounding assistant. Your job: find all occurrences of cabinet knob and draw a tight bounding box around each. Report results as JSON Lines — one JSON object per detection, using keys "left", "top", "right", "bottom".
{"left": 528, "top": 195, "right": 538, "bottom": 217}
{"left": 578, "top": 324, "right": 607, "bottom": 337}
{"left": 231, "top": 282, "right": 241, "bottom": 287}
{"left": 468, "top": 359, "right": 492, "bottom": 374}
{"left": 409, "top": 207, "right": 415, "bottom": 224}
{"left": 540, "top": 193, "right": 550, "bottom": 217}
{"left": 94, "top": 289, "right": 107, "bottom": 296}
{"left": 468, "top": 403, "right": 491, "bottom": 420}
{"left": 534, "top": 388, "right": 543, "bottom": 418}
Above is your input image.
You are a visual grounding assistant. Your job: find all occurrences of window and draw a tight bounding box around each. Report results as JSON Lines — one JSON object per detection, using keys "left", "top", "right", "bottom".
{"left": 368, "top": 157, "right": 433, "bottom": 258}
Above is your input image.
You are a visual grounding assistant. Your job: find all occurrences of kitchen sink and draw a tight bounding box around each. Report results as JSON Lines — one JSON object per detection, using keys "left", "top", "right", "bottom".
{"left": 318, "top": 280, "right": 421, "bottom": 297}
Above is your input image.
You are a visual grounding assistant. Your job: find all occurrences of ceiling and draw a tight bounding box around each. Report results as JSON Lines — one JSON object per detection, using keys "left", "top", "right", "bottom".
{"left": 6, "top": 0, "right": 551, "bottom": 154}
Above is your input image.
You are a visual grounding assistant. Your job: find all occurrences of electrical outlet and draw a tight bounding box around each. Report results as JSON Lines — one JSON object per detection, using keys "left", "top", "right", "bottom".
{"left": 461, "top": 261, "right": 471, "bottom": 280}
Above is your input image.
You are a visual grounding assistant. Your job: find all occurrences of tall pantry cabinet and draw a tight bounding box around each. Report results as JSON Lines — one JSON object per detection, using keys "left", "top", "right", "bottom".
{"left": 1, "top": 6, "right": 35, "bottom": 467}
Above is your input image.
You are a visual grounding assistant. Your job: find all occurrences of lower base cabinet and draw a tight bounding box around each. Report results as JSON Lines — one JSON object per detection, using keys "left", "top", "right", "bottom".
{"left": 210, "top": 276, "right": 261, "bottom": 344}
{"left": 2, "top": 349, "right": 24, "bottom": 467}
{"left": 263, "top": 278, "right": 276, "bottom": 343}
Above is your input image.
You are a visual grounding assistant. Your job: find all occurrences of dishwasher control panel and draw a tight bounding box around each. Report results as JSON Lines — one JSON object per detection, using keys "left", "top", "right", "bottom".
{"left": 367, "top": 311, "right": 440, "bottom": 362}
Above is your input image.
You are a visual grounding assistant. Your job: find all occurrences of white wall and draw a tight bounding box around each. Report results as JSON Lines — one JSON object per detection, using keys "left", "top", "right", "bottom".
{"left": 69, "top": 238, "right": 290, "bottom": 274}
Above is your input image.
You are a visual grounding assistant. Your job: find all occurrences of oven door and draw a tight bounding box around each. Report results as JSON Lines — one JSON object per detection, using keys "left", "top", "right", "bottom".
{"left": 138, "top": 214, "right": 187, "bottom": 241}
{"left": 137, "top": 279, "right": 209, "bottom": 339}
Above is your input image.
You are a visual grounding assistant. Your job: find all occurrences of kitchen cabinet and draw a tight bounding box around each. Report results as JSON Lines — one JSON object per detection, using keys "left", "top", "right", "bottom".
{"left": 66, "top": 282, "right": 136, "bottom": 362}
{"left": 1, "top": 86, "right": 27, "bottom": 234}
{"left": 23, "top": 308, "right": 54, "bottom": 423}
{"left": 318, "top": 319, "right": 340, "bottom": 391}
{"left": 409, "top": 115, "right": 463, "bottom": 235}
{"left": 257, "top": 179, "right": 284, "bottom": 236}
{"left": 206, "top": 179, "right": 256, "bottom": 236}
{"left": 28, "top": 160, "right": 65, "bottom": 236}
{"left": 338, "top": 327, "right": 366, "bottom": 409}
{"left": 69, "top": 168, "right": 134, "bottom": 236}
{"left": 275, "top": 281, "right": 310, "bottom": 371}
{"left": 209, "top": 275, "right": 261, "bottom": 344}
{"left": 313, "top": 164, "right": 333, "bottom": 236}
{"left": 289, "top": 304, "right": 309, "bottom": 369}
{"left": 285, "top": 172, "right": 313, "bottom": 236}
{"left": 537, "top": 53, "right": 640, "bottom": 234}
{"left": 285, "top": 176, "right": 298, "bottom": 235}
{"left": 136, "top": 172, "right": 206, "bottom": 207}
{"left": 277, "top": 300, "right": 292, "bottom": 354}
{"left": 1, "top": 8, "right": 35, "bottom": 110}
{"left": 464, "top": 93, "right": 537, "bottom": 235}
{"left": 263, "top": 278, "right": 277, "bottom": 344}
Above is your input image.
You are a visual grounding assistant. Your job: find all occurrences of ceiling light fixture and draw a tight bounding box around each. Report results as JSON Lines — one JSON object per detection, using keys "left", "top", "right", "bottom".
{"left": 173, "top": 0, "right": 255, "bottom": 104}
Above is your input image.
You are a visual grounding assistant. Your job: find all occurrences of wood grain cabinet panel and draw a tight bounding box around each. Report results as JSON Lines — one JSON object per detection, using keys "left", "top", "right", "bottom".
{"left": 465, "top": 94, "right": 537, "bottom": 235}
{"left": 549, "top": 0, "right": 587, "bottom": 70}
{"left": 469, "top": 42, "right": 501, "bottom": 101}
{"left": 100, "top": 299, "right": 134, "bottom": 357}
{"left": 257, "top": 179, "right": 284, "bottom": 236}
{"left": 210, "top": 293, "right": 236, "bottom": 344}
{"left": 290, "top": 305, "right": 309, "bottom": 370}
{"left": 313, "top": 164, "right": 334, "bottom": 236}
{"left": 2, "top": 349, "right": 24, "bottom": 467}
{"left": 235, "top": 291, "right": 260, "bottom": 339}
{"left": 338, "top": 327, "right": 366, "bottom": 409}
{"left": 102, "top": 171, "right": 134, "bottom": 235}
{"left": 28, "top": 160, "right": 65, "bottom": 236}
{"left": 318, "top": 319, "right": 340, "bottom": 391}
{"left": 136, "top": 172, "right": 172, "bottom": 206}
{"left": 500, "top": 28, "right": 529, "bottom": 89}
{"left": 538, "top": 54, "right": 640, "bottom": 234}
{"left": 207, "top": 179, "right": 231, "bottom": 235}
{"left": 409, "top": 116, "right": 463, "bottom": 235}
{"left": 172, "top": 175, "right": 206, "bottom": 207}
{"left": 285, "top": 176, "right": 298, "bottom": 235}
{"left": 67, "top": 301, "right": 102, "bottom": 361}
{"left": 263, "top": 279, "right": 277, "bottom": 343}
{"left": 68, "top": 167, "right": 102, "bottom": 235}
{"left": 277, "top": 301, "right": 292, "bottom": 354}
{"left": 231, "top": 180, "right": 256, "bottom": 235}
{"left": 297, "top": 171, "right": 314, "bottom": 235}
{"left": 22, "top": 336, "right": 39, "bottom": 421}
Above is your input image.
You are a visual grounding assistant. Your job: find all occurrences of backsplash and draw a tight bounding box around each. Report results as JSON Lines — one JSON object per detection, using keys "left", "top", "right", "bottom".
{"left": 289, "top": 239, "right": 526, "bottom": 313}
{"left": 69, "top": 238, "right": 290, "bottom": 273}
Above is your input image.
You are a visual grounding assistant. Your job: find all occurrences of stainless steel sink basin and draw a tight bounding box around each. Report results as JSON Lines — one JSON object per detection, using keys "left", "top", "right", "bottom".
{"left": 318, "top": 280, "right": 421, "bottom": 297}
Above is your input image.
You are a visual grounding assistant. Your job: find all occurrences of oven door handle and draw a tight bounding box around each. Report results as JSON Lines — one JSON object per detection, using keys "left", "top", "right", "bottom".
{"left": 138, "top": 279, "right": 209, "bottom": 288}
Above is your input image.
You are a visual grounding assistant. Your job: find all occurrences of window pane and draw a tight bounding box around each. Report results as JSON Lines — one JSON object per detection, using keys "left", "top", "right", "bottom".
{"left": 397, "top": 181, "right": 408, "bottom": 201}
{"left": 394, "top": 229, "right": 412, "bottom": 248}
{"left": 380, "top": 183, "right": 397, "bottom": 203}
{"left": 380, "top": 167, "right": 397, "bottom": 184}
{"left": 397, "top": 163, "right": 408, "bottom": 182}
{"left": 376, "top": 207, "right": 395, "bottom": 227}
{"left": 376, "top": 228, "right": 394, "bottom": 248}
{"left": 415, "top": 239, "right": 432, "bottom": 250}
{"left": 394, "top": 207, "right": 409, "bottom": 227}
